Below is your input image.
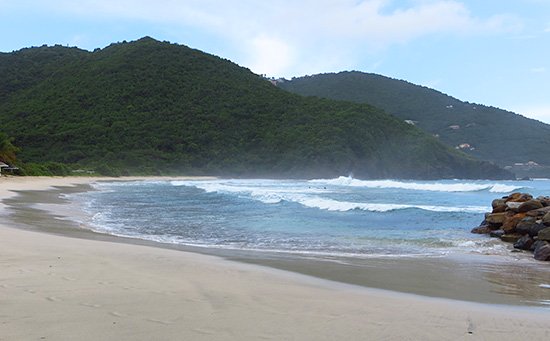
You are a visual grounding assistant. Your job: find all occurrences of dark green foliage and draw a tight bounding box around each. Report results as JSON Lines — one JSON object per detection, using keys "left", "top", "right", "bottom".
{"left": 0, "top": 38, "right": 512, "bottom": 179}
{"left": 0, "top": 132, "right": 19, "bottom": 164}
{"left": 19, "top": 162, "right": 71, "bottom": 176}
{"left": 279, "top": 71, "right": 550, "bottom": 167}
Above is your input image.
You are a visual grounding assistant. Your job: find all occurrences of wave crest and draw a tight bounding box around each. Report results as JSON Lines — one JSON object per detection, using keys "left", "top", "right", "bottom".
{"left": 309, "top": 176, "right": 522, "bottom": 193}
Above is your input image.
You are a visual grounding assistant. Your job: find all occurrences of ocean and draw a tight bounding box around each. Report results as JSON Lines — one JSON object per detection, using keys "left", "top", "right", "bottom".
{"left": 70, "top": 176, "right": 550, "bottom": 259}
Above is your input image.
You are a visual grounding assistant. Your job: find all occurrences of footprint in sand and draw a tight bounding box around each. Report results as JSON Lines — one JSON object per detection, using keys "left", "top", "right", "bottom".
{"left": 80, "top": 302, "right": 102, "bottom": 308}
{"left": 467, "top": 318, "right": 475, "bottom": 335}
{"left": 146, "top": 318, "right": 174, "bottom": 325}
{"left": 192, "top": 328, "right": 216, "bottom": 335}
{"left": 62, "top": 276, "right": 77, "bottom": 281}
{"left": 46, "top": 296, "right": 61, "bottom": 302}
{"left": 109, "top": 311, "right": 128, "bottom": 317}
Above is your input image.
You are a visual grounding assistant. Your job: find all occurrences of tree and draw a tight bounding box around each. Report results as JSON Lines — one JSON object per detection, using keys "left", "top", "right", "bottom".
{"left": 0, "top": 132, "right": 19, "bottom": 164}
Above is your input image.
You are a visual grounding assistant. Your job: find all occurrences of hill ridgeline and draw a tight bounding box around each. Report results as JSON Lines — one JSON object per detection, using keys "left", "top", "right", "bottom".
{"left": 0, "top": 37, "right": 511, "bottom": 179}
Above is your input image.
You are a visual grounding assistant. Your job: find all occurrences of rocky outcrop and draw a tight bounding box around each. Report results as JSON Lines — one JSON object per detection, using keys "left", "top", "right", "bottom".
{"left": 471, "top": 192, "right": 550, "bottom": 261}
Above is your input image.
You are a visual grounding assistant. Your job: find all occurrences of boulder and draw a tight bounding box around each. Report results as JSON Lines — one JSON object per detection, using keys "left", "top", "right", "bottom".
{"left": 543, "top": 212, "right": 550, "bottom": 226}
{"left": 505, "top": 193, "right": 532, "bottom": 203}
{"left": 505, "top": 193, "right": 522, "bottom": 202}
{"left": 515, "top": 216, "right": 537, "bottom": 235}
{"left": 485, "top": 212, "right": 507, "bottom": 227}
{"left": 492, "top": 198, "right": 507, "bottom": 209}
{"left": 528, "top": 223, "right": 546, "bottom": 238}
{"left": 502, "top": 212, "right": 526, "bottom": 232}
{"left": 505, "top": 201, "right": 522, "bottom": 212}
{"left": 489, "top": 229, "right": 505, "bottom": 238}
{"left": 525, "top": 206, "right": 550, "bottom": 216}
{"left": 537, "top": 227, "right": 550, "bottom": 241}
{"left": 533, "top": 242, "right": 550, "bottom": 261}
{"left": 517, "top": 200, "right": 544, "bottom": 213}
{"left": 513, "top": 235, "right": 534, "bottom": 250}
{"left": 471, "top": 225, "right": 491, "bottom": 234}
{"left": 500, "top": 234, "right": 522, "bottom": 243}
{"left": 530, "top": 240, "right": 547, "bottom": 252}
{"left": 492, "top": 204, "right": 507, "bottom": 213}
{"left": 536, "top": 196, "right": 550, "bottom": 207}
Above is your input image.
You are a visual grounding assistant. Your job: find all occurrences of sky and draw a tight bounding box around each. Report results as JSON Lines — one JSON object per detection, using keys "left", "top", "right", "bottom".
{"left": 1, "top": 0, "right": 549, "bottom": 123}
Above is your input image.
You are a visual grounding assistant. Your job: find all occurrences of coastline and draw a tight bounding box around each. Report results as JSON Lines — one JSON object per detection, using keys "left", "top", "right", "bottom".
{"left": 1, "top": 176, "right": 550, "bottom": 339}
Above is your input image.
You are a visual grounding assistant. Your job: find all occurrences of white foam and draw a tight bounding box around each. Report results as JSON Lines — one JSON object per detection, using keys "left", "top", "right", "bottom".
{"left": 309, "top": 176, "right": 522, "bottom": 193}
{"left": 173, "top": 179, "right": 489, "bottom": 213}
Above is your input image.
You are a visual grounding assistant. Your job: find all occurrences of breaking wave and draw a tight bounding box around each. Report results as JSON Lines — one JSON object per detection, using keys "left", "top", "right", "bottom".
{"left": 171, "top": 180, "right": 488, "bottom": 213}
{"left": 309, "top": 176, "right": 522, "bottom": 193}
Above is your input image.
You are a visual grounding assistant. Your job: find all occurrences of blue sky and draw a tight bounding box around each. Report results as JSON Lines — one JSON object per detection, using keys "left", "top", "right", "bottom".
{"left": 1, "top": 0, "right": 549, "bottom": 123}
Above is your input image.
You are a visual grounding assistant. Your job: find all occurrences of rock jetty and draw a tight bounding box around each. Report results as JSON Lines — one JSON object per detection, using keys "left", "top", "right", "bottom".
{"left": 472, "top": 192, "right": 550, "bottom": 261}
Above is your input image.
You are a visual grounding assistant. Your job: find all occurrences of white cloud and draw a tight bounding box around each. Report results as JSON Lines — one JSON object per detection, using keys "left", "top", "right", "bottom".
{"left": 19, "top": 1, "right": 521, "bottom": 76}
{"left": 246, "top": 35, "right": 294, "bottom": 76}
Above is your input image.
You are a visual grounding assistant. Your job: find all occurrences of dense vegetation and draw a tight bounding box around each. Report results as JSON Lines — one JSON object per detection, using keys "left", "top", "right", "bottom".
{"left": 0, "top": 38, "right": 511, "bottom": 179}
{"left": 279, "top": 71, "right": 550, "bottom": 168}
{"left": 0, "top": 132, "right": 18, "bottom": 165}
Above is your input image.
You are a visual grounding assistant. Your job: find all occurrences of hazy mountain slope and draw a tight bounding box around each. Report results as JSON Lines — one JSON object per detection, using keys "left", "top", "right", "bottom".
{"left": 0, "top": 38, "right": 511, "bottom": 179}
{"left": 279, "top": 71, "right": 550, "bottom": 167}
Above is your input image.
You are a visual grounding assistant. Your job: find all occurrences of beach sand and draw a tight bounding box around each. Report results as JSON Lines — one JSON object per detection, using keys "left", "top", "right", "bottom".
{"left": 1, "top": 176, "right": 550, "bottom": 340}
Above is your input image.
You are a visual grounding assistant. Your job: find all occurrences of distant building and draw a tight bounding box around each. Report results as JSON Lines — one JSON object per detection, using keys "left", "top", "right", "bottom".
{"left": 0, "top": 162, "right": 8, "bottom": 174}
{"left": 0, "top": 161, "right": 18, "bottom": 175}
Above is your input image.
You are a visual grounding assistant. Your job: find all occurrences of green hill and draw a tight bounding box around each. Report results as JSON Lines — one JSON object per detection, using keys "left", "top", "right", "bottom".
{"left": 0, "top": 38, "right": 511, "bottom": 179}
{"left": 279, "top": 71, "right": 550, "bottom": 170}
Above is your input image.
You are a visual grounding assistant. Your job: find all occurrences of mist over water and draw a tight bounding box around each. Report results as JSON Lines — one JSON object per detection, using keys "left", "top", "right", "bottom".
{"left": 71, "top": 177, "right": 549, "bottom": 258}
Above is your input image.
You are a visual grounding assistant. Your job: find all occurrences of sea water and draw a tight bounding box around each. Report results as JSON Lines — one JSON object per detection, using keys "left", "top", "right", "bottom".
{"left": 70, "top": 177, "right": 550, "bottom": 259}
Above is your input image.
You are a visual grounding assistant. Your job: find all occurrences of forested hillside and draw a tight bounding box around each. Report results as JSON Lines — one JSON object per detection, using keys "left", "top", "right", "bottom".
{"left": 279, "top": 72, "right": 550, "bottom": 169}
{"left": 0, "top": 38, "right": 511, "bottom": 179}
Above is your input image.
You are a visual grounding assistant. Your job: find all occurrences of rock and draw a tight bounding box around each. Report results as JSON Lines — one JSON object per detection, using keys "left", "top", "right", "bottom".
{"left": 528, "top": 223, "right": 546, "bottom": 238}
{"left": 471, "top": 225, "right": 491, "bottom": 234}
{"left": 530, "top": 240, "right": 547, "bottom": 252}
{"left": 515, "top": 216, "right": 537, "bottom": 235}
{"left": 519, "top": 193, "right": 534, "bottom": 202}
{"left": 517, "top": 200, "right": 544, "bottom": 213}
{"left": 489, "top": 229, "right": 505, "bottom": 238}
{"left": 474, "top": 193, "right": 550, "bottom": 261}
{"left": 485, "top": 212, "right": 507, "bottom": 227}
{"left": 492, "top": 198, "right": 507, "bottom": 209}
{"left": 505, "top": 193, "right": 532, "bottom": 203}
{"left": 533, "top": 242, "right": 550, "bottom": 261}
{"left": 513, "top": 235, "right": 534, "bottom": 250}
{"left": 537, "top": 227, "right": 550, "bottom": 241}
{"left": 502, "top": 212, "right": 526, "bottom": 232}
{"left": 505, "top": 193, "right": 522, "bottom": 202}
{"left": 525, "top": 206, "right": 550, "bottom": 216}
{"left": 500, "top": 234, "right": 522, "bottom": 243}
{"left": 505, "top": 201, "right": 522, "bottom": 212}
{"left": 537, "top": 196, "right": 550, "bottom": 207}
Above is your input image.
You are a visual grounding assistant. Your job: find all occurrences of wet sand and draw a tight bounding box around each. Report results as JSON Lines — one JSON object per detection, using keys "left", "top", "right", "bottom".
{"left": 1, "top": 176, "right": 550, "bottom": 340}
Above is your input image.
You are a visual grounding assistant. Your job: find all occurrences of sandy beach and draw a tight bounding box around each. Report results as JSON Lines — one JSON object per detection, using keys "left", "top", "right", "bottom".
{"left": 1, "top": 176, "right": 550, "bottom": 340}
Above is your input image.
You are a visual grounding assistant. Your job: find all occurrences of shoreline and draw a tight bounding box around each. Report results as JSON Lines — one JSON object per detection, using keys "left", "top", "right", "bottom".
{"left": 4, "top": 176, "right": 550, "bottom": 306}
{"left": 2, "top": 176, "right": 550, "bottom": 339}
